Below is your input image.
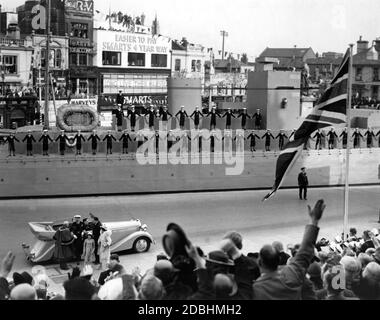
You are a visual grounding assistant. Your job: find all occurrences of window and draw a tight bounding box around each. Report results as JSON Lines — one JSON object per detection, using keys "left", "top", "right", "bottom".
{"left": 373, "top": 68, "right": 379, "bottom": 81}
{"left": 356, "top": 67, "right": 362, "bottom": 81}
{"left": 78, "top": 54, "right": 87, "bottom": 66}
{"left": 151, "top": 54, "right": 167, "bottom": 68}
{"left": 41, "top": 49, "right": 46, "bottom": 68}
{"left": 69, "top": 53, "right": 77, "bottom": 65}
{"left": 71, "top": 23, "right": 89, "bottom": 39}
{"left": 2, "top": 55, "right": 17, "bottom": 74}
{"left": 55, "top": 49, "right": 62, "bottom": 68}
{"left": 191, "top": 60, "right": 196, "bottom": 72}
{"left": 128, "top": 53, "right": 145, "bottom": 66}
{"left": 102, "top": 51, "right": 121, "bottom": 66}
{"left": 175, "top": 59, "right": 181, "bottom": 71}
{"left": 196, "top": 60, "right": 201, "bottom": 72}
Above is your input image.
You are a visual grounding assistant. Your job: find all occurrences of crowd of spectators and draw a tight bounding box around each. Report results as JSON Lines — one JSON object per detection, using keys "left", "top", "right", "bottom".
{"left": 352, "top": 96, "right": 380, "bottom": 110}
{"left": 1, "top": 199, "right": 380, "bottom": 300}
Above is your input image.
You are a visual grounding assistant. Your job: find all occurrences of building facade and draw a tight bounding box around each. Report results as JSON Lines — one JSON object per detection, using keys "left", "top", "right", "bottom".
{"left": 171, "top": 38, "right": 206, "bottom": 86}
{"left": 93, "top": 28, "right": 171, "bottom": 111}
{"left": 352, "top": 37, "right": 380, "bottom": 101}
{"left": 65, "top": 0, "right": 97, "bottom": 97}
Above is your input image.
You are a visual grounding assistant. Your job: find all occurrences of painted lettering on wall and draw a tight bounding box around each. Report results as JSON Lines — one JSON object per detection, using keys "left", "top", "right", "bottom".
{"left": 102, "top": 33, "right": 168, "bottom": 54}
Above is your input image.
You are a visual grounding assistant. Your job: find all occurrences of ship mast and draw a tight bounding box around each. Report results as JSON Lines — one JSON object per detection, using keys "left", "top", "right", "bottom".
{"left": 44, "top": 0, "right": 51, "bottom": 129}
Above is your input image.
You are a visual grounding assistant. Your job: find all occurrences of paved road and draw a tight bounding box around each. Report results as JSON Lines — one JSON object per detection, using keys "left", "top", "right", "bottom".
{"left": 1, "top": 185, "right": 379, "bottom": 270}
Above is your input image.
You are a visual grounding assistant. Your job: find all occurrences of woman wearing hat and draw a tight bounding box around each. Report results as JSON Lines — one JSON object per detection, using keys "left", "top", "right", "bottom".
{"left": 82, "top": 232, "right": 96, "bottom": 266}
{"left": 97, "top": 225, "right": 112, "bottom": 271}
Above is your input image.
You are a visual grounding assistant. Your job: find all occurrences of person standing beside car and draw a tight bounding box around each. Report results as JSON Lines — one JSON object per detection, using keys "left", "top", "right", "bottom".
{"left": 53, "top": 221, "right": 75, "bottom": 270}
{"left": 70, "top": 215, "right": 84, "bottom": 261}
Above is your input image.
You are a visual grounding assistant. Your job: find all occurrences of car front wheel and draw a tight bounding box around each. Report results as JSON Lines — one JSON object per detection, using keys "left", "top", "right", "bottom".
{"left": 133, "top": 237, "right": 151, "bottom": 253}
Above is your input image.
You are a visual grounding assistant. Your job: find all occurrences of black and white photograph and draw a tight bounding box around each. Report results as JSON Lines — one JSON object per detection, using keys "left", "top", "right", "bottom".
{"left": 0, "top": 0, "right": 380, "bottom": 309}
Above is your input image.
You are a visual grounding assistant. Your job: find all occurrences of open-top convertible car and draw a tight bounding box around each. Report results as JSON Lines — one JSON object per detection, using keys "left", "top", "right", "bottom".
{"left": 22, "top": 219, "right": 155, "bottom": 263}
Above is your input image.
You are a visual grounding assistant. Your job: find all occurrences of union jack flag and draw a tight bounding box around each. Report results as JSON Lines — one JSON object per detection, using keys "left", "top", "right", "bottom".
{"left": 263, "top": 49, "right": 350, "bottom": 201}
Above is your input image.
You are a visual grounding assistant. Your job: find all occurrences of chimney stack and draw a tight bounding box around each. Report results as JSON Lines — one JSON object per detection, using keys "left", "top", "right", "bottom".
{"left": 357, "top": 35, "right": 369, "bottom": 54}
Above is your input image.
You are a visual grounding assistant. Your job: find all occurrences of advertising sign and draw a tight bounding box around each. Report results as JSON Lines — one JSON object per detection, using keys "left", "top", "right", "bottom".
{"left": 65, "top": 0, "right": 94, "bottom": 14}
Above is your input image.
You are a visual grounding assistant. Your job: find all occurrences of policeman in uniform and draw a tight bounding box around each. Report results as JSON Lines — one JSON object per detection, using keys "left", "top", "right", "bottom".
{"left": 298, "top": 167, "right": 309, "bottom": 200}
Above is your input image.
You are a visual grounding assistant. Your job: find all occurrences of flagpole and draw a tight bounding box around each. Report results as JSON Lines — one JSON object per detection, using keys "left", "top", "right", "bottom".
{"left": 343, "top": 44, "right": 354, "bottom": 240}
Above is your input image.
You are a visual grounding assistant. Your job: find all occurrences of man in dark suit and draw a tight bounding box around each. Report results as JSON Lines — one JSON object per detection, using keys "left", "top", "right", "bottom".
{"left": 298, "top": 167, "right": 309, "bottom": 200}
{"left": 115, "top": 106, "right": 125, "bottom": 132}
{"left": 55, "top": 130, "right": 68, "bottom": 156}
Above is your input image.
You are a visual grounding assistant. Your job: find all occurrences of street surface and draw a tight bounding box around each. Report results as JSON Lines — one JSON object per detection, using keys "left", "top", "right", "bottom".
{"left": 0, "top": 186, "right": 379, "bottom": 294}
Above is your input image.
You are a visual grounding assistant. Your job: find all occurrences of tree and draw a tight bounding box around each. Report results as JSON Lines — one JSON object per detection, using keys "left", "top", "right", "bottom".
{"left": 240, "top": 53, "right": 248, "bottom": 64}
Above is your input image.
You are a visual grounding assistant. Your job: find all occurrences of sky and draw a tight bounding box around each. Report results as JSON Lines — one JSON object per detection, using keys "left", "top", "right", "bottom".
{"left": 3, "top": 0, "right": 380, "bottom": 59}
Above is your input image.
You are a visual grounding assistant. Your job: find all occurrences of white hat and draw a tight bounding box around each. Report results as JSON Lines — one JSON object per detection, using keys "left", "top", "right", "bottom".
{"left": 74, "top": 214, "right": 81, "bottom": 219}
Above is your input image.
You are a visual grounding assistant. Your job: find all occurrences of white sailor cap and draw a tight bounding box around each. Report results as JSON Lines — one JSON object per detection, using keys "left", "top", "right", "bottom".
{"left": 74, "top": 214, "right": 81, "bottom": 219}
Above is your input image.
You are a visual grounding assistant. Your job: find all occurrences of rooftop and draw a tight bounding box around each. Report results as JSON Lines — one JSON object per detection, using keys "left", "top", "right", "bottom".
{"left": 259, "top": 47, "right": 313, "bottom": 58}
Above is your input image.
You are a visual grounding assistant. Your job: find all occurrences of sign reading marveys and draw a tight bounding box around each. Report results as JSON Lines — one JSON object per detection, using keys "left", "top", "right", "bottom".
{"left": 65, "top": 0, "right": 93, "bottom": 13}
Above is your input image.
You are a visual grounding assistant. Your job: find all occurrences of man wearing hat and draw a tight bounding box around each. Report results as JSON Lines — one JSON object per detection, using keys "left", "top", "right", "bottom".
{"left": 246, "top": 130, "right": 260, "bottom": 153}
{"left": 103, "top": 130, "right": 116, "bottom": 155}
{"left": 97, "top": 253, "right": 126, "bottom": 285}
{"left": 298, "top": 167, "right": 309, "bottom": 200}
{"left": 4, "top": 132, "right": 19, "bottom": 156}
{"left": 207, "top": 107, "right": 220, "bottom": 130}
{"left": 55, "top": 130, "right": 68, "bottom": 156}
{"left": 74, "top": 130, "right": 85, "bottom": 155}
{"left": 252, "top": 108, "right": 263, "bottom": 130}
{"left": 238, "top": 108, "right": 250, "bottom": 130}
{"left": 119, "top": 129, "right": 132, "bottom": 154}
{"left": 70, "top": 215, "right": 84, "bottom": 261}
{"left": 53, "top": 221, "right": 75, "bottom": 270}
{"left": 175, "top": 106, "right": 189, "bottom": 130}
{"left": 145, "top": 105, "right": 156, "bottom": 130}
{"left": 222, "top": 108, "right": 236, "bottom": 130}
{"left": 190, "top": 106, "right": 203, "bottom": 130}
{"left": 38, "top": 129, "right": 53, "bottom": 156}
{"left": 87, "top": 130, "right": 100, "bottom": 155}
{"left": 261, "top": 129, "right": 275, "bottom": 151}
{"left": 22, "top": 130, "right": 36, "bottom": 156}
{"left": 275, "top": 130, "right": 288, "bottom": 151}
{"left": 127, "top": 105, "right": 139, "bottom": 132}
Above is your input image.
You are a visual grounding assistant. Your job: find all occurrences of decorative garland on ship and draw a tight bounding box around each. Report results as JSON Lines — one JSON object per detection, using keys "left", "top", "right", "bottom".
{"left": 56, "top": 104, "right": 99, "bottom": 133}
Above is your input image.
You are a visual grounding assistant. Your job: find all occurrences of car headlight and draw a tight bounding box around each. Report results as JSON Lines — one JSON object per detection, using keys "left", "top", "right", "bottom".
{"left": 140, "top": 224, "right": 147, "bottom": 231}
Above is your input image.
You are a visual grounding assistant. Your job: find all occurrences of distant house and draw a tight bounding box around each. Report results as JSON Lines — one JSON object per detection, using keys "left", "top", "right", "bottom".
{"left": 257, "top": 47, "right": 316, "bottom": 70}
{"left": 213, "top": 58, "right": 241, "bottom": 73}
{"left": 306, "top": 56, "right": 343, "bottom": 83}
{"left": 351, "top": 37, "right": 380, "bottom": 100}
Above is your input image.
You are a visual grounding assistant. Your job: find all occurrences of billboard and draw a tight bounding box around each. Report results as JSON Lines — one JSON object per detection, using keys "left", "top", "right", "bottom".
{"left": 65, "top": 0, "right": 94, "bottom": 14}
